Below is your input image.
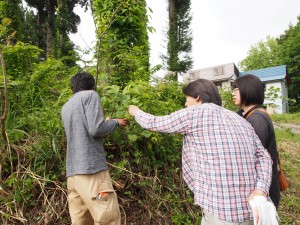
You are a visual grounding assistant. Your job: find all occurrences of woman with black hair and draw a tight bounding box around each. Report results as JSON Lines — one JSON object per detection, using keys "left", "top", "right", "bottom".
{"left": 232, "top": 74, "right": 280, "bottom": 209}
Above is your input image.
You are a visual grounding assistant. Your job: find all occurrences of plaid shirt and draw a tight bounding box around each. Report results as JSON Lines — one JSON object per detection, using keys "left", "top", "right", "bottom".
{"left": 135, "top": 103, "right": 272, "bottom": 222}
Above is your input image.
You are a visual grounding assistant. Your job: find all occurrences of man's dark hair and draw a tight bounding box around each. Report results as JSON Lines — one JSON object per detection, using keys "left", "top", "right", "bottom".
{"left": 182, "top": 79, "right": 222, "bottom": 106}
{"left": 232, "top": 74, "right": 264, "bottom": 106}
{"left": 71, "top": 72, "right": 95, "bottom": 93}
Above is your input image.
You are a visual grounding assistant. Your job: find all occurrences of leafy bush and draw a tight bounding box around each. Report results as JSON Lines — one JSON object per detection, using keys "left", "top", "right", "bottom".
{"left": 1, "top": 70, "right": 204, "bottom": 224}
{"left": 0, "top": 47, "right": 77, "bottom": 224}
{"left": 98, "top": 79, "right": 202, "bottom": 224}
{"left": 219, "top": 86, "right": 239, "bottom": 111}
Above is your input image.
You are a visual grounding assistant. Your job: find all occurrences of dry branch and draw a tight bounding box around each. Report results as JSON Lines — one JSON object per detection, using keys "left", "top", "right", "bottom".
{"left": 0, "top": 49, "right": 12, "bottom": 181}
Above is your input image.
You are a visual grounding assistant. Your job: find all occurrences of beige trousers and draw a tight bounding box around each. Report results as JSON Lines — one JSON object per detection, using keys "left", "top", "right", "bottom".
{"left": 67, "top": 170, "right": 121, "bottom": 225}
{"left": 201, "top": 210, "right": 254, "bottom": 225}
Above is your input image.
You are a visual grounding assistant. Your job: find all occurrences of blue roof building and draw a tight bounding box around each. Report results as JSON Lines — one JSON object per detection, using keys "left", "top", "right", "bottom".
{"left": 184, "top": 64, "right": 289, "bottom": 114}
{"left": 240, "top": 65, "right": 289, "bottom": 114}
{"left": 239, "top": 65, "right": 289, "bottom": 83}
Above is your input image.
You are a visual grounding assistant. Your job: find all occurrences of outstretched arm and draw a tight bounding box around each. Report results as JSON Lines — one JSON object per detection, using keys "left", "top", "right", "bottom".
{"left": 129, "top": 105, "right": 190, "bottom": 134}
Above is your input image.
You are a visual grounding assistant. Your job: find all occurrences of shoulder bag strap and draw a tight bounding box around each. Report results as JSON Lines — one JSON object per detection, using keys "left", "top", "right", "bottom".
{"left": 244, "top": 108, "right": 281, "bottom": 166}
{"left": 244, "top": 110, "right": 255, "bottom": 120}
{"left": 245, "top": 108, "right": 271, "bottom": 120}
{"left": 277, "top": 151, "right": 283, "bottom": 171}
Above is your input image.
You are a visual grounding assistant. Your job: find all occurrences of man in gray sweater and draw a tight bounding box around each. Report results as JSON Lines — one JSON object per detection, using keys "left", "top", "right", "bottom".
{"left": 61, "top": 72, "right": 128, "bottom": 225}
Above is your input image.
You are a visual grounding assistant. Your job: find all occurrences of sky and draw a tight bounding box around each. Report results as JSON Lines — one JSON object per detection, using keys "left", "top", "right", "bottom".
{"left": 70, "top": 0, "right": 300, "bottom": 74}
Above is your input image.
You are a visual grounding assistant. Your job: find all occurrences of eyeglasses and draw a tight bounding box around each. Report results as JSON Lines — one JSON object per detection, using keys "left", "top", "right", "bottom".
{"left": 232, "top": 88, "right": 239, "bottom": 93}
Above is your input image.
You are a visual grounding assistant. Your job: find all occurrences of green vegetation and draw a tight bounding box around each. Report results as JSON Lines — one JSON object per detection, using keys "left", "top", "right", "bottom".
{"left": 0, "top": 66, "right": 204, "bottom": 223}
{"left": 239, "top": 36, "right": 281, "bottom": 71}
{"left": 164, "top": 0, "right": 193, "bottom": 80}
{"left": 0, "top": 1, "right": 299, "bottom": 224}
{"left": 92, "top": 0, "right": 150, "bottom": 87}
{"left": 272, "top": 112, "right": 300, "bottom": 125}
{"left": 275, "top": 128, "right": 300, "bottom": 225}
{"left": 239, "top": 16, "right": 300, "bottom": 112}
{"left": 219, "top": 86, "right": 240, "bottom": 111}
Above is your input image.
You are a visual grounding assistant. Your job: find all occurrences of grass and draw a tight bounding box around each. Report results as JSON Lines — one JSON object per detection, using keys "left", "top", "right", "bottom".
{"left": 275, "top": 128, "right": 300, "bottom": 225}
{"left": 272, "top": 112, "right": 300, "bottom": 125}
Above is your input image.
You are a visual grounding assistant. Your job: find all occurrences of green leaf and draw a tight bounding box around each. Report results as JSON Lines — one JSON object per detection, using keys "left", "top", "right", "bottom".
{"left": 128, "top": 134, "right": 138, "bottom": 141}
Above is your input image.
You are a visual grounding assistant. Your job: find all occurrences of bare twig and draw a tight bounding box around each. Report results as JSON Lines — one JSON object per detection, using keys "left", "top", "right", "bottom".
{"left": 0, "top": 50, "right": 8, "bottom": 132}
{"left": 107, "top": 162, "right": 152, "bottom": 180}
{"left": 0, "top": 50, "right": 12, "bottom": 180}
{"left": 0, "top": 210, "right": 27, "bottom": 223}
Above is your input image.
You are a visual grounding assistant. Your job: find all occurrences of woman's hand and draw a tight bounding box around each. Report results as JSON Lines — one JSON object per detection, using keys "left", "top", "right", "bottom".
{"left": 248, "top": 189, "right": 268, "bottom": 225}
{"left": 248, "top": 189, "right": 267, "bottom": 201}
{"left": 128, "top": 105, "right": 140, "bottom": 116}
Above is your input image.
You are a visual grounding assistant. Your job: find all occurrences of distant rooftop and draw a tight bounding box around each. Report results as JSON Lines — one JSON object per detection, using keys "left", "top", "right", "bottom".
{"left": 239, "top": 65, "right": 287, "bottom": 82}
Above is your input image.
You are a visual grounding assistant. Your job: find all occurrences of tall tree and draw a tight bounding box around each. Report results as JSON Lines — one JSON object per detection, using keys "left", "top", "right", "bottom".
{"left": 46, "top": 0, "right": 55, "bottom": 57}
{"left": 0, "top": 0, "right": 24, "bottom": 45}
{"left": 165, "top": 0, "right": 193, "bottom": 81}
{"left": 24, "top": 0, "right": 86, "bottom": 61}
{"left": 238, "top": 36, "right": 282, "bottom": 71}
{"left": 23, "top": 0, "right": 47, "bottom": 54}
{"left": 278, "top": 16, "right": 300, "bottom": 108}
{"left": 239, "top": 18, "right": 300, "bottom": 110}
{"left": 92, "top": 0, "right": 150, "bottom": 87}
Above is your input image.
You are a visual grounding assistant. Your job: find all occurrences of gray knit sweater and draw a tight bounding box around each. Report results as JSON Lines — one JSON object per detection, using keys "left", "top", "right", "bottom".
{"left": 61, "top": 90, "right": 117, "bottom": 177}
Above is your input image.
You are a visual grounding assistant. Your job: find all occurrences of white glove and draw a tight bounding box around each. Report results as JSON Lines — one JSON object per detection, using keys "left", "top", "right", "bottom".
{"left": 249, "top": 196, "right": 279, "bottom": 225}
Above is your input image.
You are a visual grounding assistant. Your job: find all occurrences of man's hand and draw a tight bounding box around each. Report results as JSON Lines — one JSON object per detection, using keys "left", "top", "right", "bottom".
{"left": 128, "top": 105, "right": 140, "bottom": 116}
{"left": 115, "top": 118, "right": 129, "bottom": 127}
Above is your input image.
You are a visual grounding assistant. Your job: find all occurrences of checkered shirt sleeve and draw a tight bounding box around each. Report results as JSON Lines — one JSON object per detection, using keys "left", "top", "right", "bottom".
{"left": 134, "top": 104, "right": 272, "bottom": 223}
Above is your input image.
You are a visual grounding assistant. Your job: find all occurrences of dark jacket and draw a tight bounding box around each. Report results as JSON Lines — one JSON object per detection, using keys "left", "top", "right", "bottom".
{"left": 238, "top": 105, "right": 280, "bottom": 208}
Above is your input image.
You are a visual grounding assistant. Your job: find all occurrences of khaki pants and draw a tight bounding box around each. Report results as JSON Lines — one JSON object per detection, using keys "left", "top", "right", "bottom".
{"left": 201, "top": 210, "right": 253, "bottom": 225}
{"left": 67, "top": 170, "right": 121, "bottom": 225}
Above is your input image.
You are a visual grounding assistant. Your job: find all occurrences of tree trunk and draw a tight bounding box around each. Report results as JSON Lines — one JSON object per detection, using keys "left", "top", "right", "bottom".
{"left": 169, "top": 0, "right": 175, "bottom": 21}
{"left": 59, "top": 0, "right": 65, "bottom": 52}
{"left": 46, "top": 0, "right": 55, "bottom": 58}
{"left": 168, "top": 0, "right": 178, "bottom": 80}
{"left": 36, "top": 4, "right": 44, "bottom": 50}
